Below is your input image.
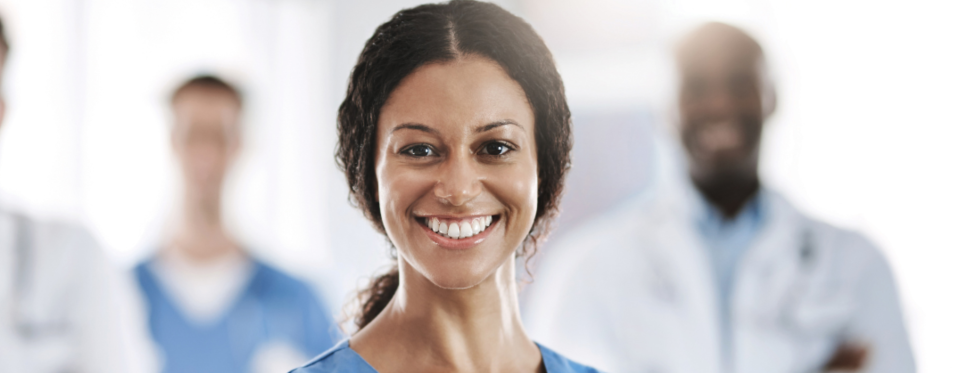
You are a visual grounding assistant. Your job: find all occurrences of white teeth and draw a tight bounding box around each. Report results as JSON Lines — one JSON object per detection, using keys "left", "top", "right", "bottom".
{"left": 460, "top": 221, "right": 474, "bottom": 238}
{"left": 425, "top": 215, "right": 496, "bottom": 240}
{"left": 448, "top": 223, "right": 460, "bottom": 238}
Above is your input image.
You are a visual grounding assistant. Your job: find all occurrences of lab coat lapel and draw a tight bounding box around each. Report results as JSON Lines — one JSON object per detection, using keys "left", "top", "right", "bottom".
{"left": 648, "top": 180, "right": 725, "bottom": 373}
{"left": 732, "top": 192, "right": 807, "bottom": 373}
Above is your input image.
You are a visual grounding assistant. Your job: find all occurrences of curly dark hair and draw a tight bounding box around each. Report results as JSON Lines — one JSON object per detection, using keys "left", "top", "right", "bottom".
{"left": 338, "top": 0, "right": 571, "bottom": 330}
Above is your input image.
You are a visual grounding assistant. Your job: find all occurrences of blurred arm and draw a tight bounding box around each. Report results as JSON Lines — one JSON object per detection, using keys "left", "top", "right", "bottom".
{"left": 831, "top": 237, "right": 915, "bottom": 373}
{"left": 68, "top": 227, "right": 159, "bottom": 373}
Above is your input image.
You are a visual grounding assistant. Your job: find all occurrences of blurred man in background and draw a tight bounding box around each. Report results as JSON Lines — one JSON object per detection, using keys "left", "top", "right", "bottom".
{"left": 525, "top": 22, "right": 914, "bottom": 373}
{"left": 0, "top": 14, "right": 158, "bottom": 373}
{"left": 134, "top": 75, "right": 339, "bottom": 373}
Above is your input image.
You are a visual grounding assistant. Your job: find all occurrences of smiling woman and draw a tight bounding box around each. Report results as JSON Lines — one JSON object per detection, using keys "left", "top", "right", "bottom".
{"left": 289, "top": 1, "right": 598, "bottom": 373}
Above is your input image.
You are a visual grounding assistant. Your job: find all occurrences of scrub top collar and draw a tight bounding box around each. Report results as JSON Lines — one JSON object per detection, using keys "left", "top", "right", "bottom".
{"left": 294, "top": 339, "right": 601, "bottom": 373}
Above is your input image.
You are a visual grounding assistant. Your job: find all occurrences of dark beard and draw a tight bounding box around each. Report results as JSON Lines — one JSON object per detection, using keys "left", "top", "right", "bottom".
{"left": 690, "top": 168, "right": 760, "bottom": 219}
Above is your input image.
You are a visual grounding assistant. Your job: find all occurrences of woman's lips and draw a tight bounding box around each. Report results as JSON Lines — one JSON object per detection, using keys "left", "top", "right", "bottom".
{"left": 426, "top": 216, "right": 494, "bottom": 239}
{"left": 417, "top": 215, "right": 500, "bottom": 250}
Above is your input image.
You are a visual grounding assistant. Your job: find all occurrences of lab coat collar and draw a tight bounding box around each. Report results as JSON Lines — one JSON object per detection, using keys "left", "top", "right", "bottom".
{"left": 634, "top": 176, "right": 727, "bottom": 372}
{"left": 661, "top": 175, "right": 800, "bottom": 266}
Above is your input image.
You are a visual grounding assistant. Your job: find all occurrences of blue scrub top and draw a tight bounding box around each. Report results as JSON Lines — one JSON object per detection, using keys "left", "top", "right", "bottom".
{"left": 136, "top": 257, "right": 340, "bottom": 373}
{"left": 290, "top": 339, "right": 603, "bottom": 373}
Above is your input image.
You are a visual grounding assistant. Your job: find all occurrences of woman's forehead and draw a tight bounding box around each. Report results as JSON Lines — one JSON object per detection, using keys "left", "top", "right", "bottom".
{"left": 378, "top": 57, "right": 533, "bottom": 134}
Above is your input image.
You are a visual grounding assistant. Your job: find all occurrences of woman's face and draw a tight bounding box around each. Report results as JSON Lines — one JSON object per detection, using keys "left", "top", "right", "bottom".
{"left": 375, "top": 56, "right": 538, "bottom": 290}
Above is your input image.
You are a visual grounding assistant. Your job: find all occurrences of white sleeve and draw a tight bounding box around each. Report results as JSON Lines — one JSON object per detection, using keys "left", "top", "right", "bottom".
{"left": 847, "top": 235, "right": 915, "bottom": 373}
{"left": 67, "top": 228, "right": 159, "bottom": 373}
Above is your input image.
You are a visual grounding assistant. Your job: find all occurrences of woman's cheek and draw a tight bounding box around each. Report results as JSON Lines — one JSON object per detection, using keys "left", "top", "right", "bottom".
{"left": 378, "top": 165, "right": 427, "bottom": 234}
{"left": 493, "top": 161, "right": 539, "bottom": 231}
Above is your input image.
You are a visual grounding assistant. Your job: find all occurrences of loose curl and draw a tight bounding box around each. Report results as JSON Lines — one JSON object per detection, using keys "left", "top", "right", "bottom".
{"left": 337, "top": 0, "right": 571, "bottom": 330}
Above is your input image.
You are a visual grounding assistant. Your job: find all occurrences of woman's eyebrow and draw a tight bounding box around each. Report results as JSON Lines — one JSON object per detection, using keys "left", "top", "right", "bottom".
{"left": 390, "top": 123, "right": 437, "bottom": 135}
{"left": 476, "top": 119, "right": 521, "bottom": 133}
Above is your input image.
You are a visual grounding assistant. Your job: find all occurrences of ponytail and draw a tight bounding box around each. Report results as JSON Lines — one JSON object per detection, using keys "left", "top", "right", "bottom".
{"left": 354, "top": 266, "right": 400, "bottom": 330}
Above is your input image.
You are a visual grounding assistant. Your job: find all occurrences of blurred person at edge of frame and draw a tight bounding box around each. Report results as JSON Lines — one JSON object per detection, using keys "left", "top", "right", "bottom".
{"left": 0, "top": 14, "right": 159, "bottom": 373}
{"left": 133, "top": 75, "right": 339, "bottom": 373}
{"left": 524, "top": 22, "right": 914, "bottom": 373}
{"left": 291, "top": 1, "right": 600, "bottom": 372}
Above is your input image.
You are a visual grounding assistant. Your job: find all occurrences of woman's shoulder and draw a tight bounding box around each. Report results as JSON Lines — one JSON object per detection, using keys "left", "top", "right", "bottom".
{"left": 537, "top": 342, "right": 605, "bottom": 373}
{"left": 290, "top": 339, "right": 378, "bottom": 373}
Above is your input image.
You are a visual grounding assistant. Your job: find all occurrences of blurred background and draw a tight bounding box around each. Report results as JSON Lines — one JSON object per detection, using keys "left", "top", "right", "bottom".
{"left": 0, "top": 0, "right": 955, "bottom": 371}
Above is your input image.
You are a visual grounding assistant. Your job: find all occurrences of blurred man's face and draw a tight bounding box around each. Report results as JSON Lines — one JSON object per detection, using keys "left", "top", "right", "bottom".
{"left": 170, "top": 88, "right": 241, "bottom": 202}
{"left": 677, "top": 30, "right": 768, "bottom": 186}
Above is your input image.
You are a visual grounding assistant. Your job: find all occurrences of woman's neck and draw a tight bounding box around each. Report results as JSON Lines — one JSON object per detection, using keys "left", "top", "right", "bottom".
{"left": 352, "top": 259, "right": 543, "bottom": 373}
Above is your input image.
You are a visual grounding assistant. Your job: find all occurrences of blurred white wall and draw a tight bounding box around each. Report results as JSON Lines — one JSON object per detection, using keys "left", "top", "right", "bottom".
{"left": 0, "top": 0, "right": 956, "bottom": 371}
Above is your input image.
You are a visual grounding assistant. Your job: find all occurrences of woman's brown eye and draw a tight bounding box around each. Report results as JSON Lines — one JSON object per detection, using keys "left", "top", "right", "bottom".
{"left": 403, "top": 144, "right": 434, "bottom": 157}
{"left": 481, "top": 142, "right": 512, "bottom": 156}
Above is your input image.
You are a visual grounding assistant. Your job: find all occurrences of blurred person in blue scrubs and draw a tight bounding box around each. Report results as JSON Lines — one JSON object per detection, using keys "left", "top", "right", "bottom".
{"left": 135, "top": 75, "right": 339, "bottom": 373}
{"left": 524, "top": 22, "right": 914, "bottom": 373}
{"left": 0, "top": 14, "right": 158, "bottom": 373}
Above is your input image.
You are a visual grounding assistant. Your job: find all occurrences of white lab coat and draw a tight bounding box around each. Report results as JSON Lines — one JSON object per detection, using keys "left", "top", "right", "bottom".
{"left": 524, "top": 171, "right": 914, "bottom": 373}
{"left": 0, "top": 208, "right": 158, "bottom": 373}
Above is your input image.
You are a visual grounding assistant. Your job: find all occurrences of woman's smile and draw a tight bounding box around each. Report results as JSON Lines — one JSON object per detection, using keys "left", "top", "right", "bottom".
{"left": 414, "top": 214, "right": 502, "bottom": 249}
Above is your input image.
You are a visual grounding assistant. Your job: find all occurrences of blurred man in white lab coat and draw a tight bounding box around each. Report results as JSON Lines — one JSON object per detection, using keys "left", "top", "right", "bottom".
{"left": 524, "top": 22, "right": 914, "bottom": 373}
{"left": 0, "top": 15, "right": 158, "bottom": 373}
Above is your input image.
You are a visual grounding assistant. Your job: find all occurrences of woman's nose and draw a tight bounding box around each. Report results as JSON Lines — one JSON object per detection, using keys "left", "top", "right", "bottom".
{"left": 433, "top": 153, "right": 482, "bottom": 206}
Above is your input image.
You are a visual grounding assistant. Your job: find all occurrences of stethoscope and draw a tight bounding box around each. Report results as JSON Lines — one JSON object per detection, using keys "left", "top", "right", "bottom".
{"left": 780, "top": 226, "right": 829, "bottom": 327}
{"left": 9, "top": 214, "right": 64, "bottom": 341}
{"left": 11, "top": 213, "right": 34, "bottom": 339}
